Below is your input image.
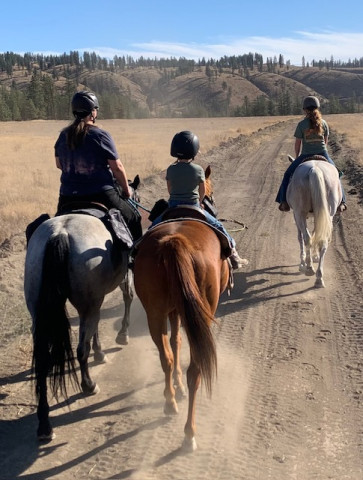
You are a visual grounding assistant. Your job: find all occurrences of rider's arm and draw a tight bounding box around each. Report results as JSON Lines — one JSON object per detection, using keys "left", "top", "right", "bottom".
{"left": 108, "top": 158, "right": 131, "bottom": 198}
{"left": 55, "top": 156, "right": 61, "bottom": 169}
{"left": 295, "top": 138, "right": 302, "bottom": 158}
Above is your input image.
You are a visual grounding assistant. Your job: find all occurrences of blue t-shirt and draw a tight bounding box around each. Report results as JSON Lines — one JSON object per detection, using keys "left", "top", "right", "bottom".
{"left": 54, "top": 126, "right": 119, "bottom": 195}
{"left": 294, "top": 117, "right": 329, "bottom": 155}
{"left": 166, "top": 161, "right": 205, "bottom": 203}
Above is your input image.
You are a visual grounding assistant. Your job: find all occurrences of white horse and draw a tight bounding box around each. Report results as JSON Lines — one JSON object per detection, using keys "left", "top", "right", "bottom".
{"left": 286, "top": 159, "right": 342, "bottom": 288}
{"left": 24, "top": 176, "right": 140, "bottom": 441}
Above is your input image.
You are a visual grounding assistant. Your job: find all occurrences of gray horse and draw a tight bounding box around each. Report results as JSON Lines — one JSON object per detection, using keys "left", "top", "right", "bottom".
{"left": 24, "top": 176, "right": 140, "bottom": 441}
{"left": 286, "top": 160, "right": 342, "bottom": 288}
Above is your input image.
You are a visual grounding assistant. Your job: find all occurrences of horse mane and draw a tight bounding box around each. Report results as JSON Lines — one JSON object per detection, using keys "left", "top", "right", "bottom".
{"left": 204, "top": 165, "right": 213, "bottom": 198}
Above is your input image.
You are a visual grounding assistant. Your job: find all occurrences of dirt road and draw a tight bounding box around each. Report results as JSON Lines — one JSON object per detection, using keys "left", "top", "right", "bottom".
{"left": 0, "top": 120, "right": 362, "bottom": 479}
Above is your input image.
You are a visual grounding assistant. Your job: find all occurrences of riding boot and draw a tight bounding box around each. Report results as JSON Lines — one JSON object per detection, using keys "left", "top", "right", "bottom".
{"left": 337, "top": 202, "right": 347, "bottom": 213}
{"left": 229, "top": 248, "right": 249, "bottom": 270}
{"left": 279, "top": 201, "right": 290, "bottom": 212}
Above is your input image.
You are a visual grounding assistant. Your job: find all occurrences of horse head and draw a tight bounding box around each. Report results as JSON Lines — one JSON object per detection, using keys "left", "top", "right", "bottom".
{"left": 202, "top": 165, "right": 218, "bottom": 218}
{"left": 128, "top": 175, "right": 141, "bottom": 204}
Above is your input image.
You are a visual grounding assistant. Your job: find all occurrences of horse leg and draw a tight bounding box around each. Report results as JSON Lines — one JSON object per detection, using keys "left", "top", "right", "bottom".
{"left": 77, "top": 311, "right": 101, "bottom": 395}
{"left": 115, "top": 275, "right": 134, "bottom": 346}
{"left": 182, "top": 361, "right": 201, "bottom": 452}
{"left": 300, "top": 227, "right": 315, "bottom": 277}
{"left": 148, "top": 313, "right": 178, "bottom": 415}
{"left": 169, "top": 311, "right": 186, "bottom": 399}
{"left": 35, "top": 345, "right": 55, "bottom": 440}
{"left": 92, "top": 329, "right": 108, "bottom": 364}
{"left": 297, "top": 228, "right": 306, "bottom": 272}
{"left": 314, "top": 243, "right": 327, "bottom": 288}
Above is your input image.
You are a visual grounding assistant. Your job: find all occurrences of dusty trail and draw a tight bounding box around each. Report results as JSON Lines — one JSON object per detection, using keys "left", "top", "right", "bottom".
{"left": 0, "top": 120, "right": 362, "bottom": 479}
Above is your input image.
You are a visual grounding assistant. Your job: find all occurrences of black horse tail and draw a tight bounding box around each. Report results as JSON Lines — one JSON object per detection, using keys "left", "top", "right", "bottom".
{"left": 32, "top": 232, "right": 78, "bottom": 400}
{"left": 162, "top": 233, "right": 217, "bottom": 396}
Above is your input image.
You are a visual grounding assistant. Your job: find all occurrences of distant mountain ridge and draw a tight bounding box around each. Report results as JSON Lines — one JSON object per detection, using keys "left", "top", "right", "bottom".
{"left": 1, "top": 58, "right": 362, "bottom": 119}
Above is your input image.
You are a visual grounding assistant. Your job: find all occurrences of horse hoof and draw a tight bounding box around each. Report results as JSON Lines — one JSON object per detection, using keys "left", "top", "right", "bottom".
{"left": 314, "top": 279, "right": 325, "bottom": 288}
{"left": 175, "top": 386, "right": 187, "bottom": 400}
{"left": 116, "top": 333, "right": 129, "bottom": 345}
{"left": 82, "top": 383, "right": 100, "bottom": 396}
{"left": 182, "top": 436, "right": 197, "bottom": 452}
{"left": 38, "top": 431, "right": 56, "bottom": 442}
{"left": 164, "top": 400, "right": 179, "bottom": 415}
{"left": 298, "top": 264, "right": 305, "bottom": 273}
{"left": 94, "top": 352, "right": 108, "bottom": 364}
{"left": 305, "top": 267, "right": 315, "bottom": 276}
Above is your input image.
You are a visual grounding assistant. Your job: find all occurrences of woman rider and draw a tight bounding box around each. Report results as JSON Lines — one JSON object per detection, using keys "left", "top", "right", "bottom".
{"left": 54, "top": 90, "right": 142, "bottom": 240}
{"left": 276, "top": 95, "right": 347, "bottom": 213}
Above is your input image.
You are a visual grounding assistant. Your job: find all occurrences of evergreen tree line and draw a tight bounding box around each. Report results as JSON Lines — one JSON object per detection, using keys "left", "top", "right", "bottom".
{"left": 2, "top": 50, "right": 363, "bottom": 77}
{"left": 0, "top": 70, "right": 150, "bottom": 121}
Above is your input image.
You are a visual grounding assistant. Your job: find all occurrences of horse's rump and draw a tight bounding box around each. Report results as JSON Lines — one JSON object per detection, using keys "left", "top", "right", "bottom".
{"left": 134, "top": 221, "right": 228, "bottom": 394}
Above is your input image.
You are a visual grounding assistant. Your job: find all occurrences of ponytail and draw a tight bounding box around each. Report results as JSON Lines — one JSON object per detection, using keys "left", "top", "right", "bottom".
{"left": 65, "top": 116, "right": 97, "bottom": 150}
{"left": 305, "top": 108, "right": 324, "bottom": 136}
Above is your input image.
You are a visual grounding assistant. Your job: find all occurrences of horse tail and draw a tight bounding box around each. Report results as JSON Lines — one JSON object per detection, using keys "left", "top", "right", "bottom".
{"left": 161, "top": 233, "right": 217, "bottom": 396}
{"left": 32, "top": 233, "right": 78, "bottom": 400}
{"left": 309, "top": 166, "right": 333, "bottom": 248}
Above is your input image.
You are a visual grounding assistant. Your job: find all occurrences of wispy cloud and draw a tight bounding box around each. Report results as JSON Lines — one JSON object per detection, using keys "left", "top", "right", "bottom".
{"left": 83, "top": 31, "right": 363, "bottom": 66}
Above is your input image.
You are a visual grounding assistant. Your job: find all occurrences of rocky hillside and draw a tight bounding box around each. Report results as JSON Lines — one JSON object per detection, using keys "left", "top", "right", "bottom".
{"left": 1, "top": 63, "right": 362, "bottom": 118}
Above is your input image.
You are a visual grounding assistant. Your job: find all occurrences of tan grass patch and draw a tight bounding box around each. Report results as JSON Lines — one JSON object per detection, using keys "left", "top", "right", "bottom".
{"left": 0, "top": 114, "right": 361, "bottom": 244}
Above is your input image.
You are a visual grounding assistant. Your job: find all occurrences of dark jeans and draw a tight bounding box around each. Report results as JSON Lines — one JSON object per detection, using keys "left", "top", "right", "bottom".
{"left": 57, "top": 188, "right": 142, "bottom": 240}
{"left": 275, "top": 152, "right": 346, "bottom": 204}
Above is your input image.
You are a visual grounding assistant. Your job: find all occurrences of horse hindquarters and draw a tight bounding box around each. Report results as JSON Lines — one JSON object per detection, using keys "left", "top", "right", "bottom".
{"left": 27, "top": 233, "right": 78, "bottom": 440}
{"left": 134, "top": 223, "right": 226, "bottom": 450}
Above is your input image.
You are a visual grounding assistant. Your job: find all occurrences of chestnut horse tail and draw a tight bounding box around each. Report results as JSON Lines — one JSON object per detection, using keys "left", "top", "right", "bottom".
{"left": 32, "top": 233, "right": 78, "bottom": 400}
{"left": 161, "top": 233, "right": 217, "bottom": 395}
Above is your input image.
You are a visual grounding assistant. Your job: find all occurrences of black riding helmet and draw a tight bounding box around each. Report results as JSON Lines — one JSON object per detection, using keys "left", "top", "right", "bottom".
{"left": 71, "top": 91, "right": 99, "bottom": 118}
{"left": 303, "top": 96, "right": 320, "bottom": 110}
{"left": 170, "top": 131, "right": 200, "bottom": 160}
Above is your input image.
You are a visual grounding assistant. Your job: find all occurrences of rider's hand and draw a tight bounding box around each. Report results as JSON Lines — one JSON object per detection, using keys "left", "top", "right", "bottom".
{"left": 122, "top": 187, "right": 131, "bottom": 199}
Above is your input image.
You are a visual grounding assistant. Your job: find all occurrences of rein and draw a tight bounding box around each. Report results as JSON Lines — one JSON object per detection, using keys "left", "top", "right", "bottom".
{"left": 218, "top": 218, "right": 248, "bottom": 232}
{"left": 128, "top": 198, "right": 152, "bottom": 213}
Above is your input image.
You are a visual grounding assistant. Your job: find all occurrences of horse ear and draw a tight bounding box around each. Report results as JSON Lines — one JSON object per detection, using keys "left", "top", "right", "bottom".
{"left": 205, "top": 165, "right": 211, "bottom": 179}
{"left": 132, "top": 175, "right": 140, "bottom": 189}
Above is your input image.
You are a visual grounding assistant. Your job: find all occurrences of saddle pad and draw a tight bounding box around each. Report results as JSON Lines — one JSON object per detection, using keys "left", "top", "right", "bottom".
{"left": 140, "top": 218, "right": 232, "bottom": 259}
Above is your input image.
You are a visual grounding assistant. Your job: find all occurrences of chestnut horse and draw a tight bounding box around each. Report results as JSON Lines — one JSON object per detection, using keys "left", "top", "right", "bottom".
{"left": 133, "top": 169, "right": 230, "bottom": 451}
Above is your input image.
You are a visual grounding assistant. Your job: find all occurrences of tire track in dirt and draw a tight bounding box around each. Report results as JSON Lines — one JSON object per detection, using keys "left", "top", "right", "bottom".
{"left": 1, "top": 120, "right": 362, "bottom": 479}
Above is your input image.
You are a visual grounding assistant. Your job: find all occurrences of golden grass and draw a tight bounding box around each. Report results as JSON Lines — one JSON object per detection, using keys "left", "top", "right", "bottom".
{"left": 325, "top": 113, "right": 363, "bottom": 154}
{"left": 0, "top": 114, "right": 361, "bottom": 245}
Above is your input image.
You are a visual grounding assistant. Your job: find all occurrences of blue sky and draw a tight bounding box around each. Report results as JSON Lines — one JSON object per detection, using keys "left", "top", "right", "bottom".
{"left": 1, "top": 0, "right": 362, "bottom": 66}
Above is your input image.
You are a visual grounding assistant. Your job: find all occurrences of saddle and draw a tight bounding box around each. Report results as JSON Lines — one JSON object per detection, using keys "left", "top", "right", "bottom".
{"left": 301, "top": 155, "right": 328, "bottom": 164}
{"left": 161, "top": 204, "right": 207, "bottom": 222}
{"left": 148, "top": 197, "right": 218, "bottom": 222}
{"left": 56, "top": 201, "right": 134, "bottom": 249}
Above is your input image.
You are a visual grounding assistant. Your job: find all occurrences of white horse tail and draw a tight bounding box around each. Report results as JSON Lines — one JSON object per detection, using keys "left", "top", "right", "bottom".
{"left": 32, "top": 233, "right": 78, "bottom": 400}
{"left": 309, "top": 166, "right": 333, "bottom": 249}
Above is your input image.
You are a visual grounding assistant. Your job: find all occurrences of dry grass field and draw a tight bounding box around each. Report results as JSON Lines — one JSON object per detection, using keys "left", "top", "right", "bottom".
{"left": 0, "top": 114, "right": 362, "bottom": 245}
